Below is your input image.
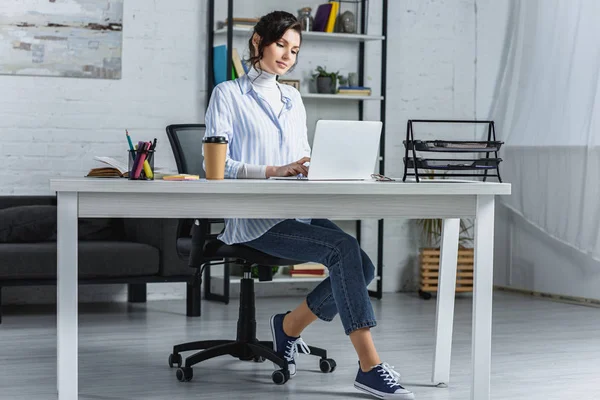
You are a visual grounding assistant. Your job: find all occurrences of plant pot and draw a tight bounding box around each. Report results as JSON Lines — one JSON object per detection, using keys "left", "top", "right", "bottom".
{"left": 316, "top": 76, "right": 335, "bottom": 94}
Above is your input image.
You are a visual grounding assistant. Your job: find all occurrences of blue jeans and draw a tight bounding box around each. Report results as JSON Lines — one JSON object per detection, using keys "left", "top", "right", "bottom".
{"left": 244, "top": 219, "right": 376, "bottom": 335}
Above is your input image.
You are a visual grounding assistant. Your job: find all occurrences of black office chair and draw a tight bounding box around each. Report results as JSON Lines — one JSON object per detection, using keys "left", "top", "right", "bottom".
{"left": 165, "top": 124, "right": 227, "bottom": 316}
{"left": 165, "top": 124, "right": 336, "bottom": 385}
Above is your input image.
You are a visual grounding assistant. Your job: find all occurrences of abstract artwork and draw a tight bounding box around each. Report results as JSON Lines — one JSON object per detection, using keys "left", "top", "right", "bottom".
{"left": 0, "top": 0, "right": 123, "bottom": 79}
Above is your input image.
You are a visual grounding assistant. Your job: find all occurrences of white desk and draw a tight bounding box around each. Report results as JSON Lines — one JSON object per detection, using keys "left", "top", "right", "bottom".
{"left": 50, "top": 178, "right": 510, "bottom": 400}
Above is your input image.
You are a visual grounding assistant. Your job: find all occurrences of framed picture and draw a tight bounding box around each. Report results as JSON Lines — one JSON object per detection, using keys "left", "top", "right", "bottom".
{"left": 278, "top": 79, "right": 300, "bottom": 90}
{"left": 0, "top": 0, "right": 123, "bottom": 79}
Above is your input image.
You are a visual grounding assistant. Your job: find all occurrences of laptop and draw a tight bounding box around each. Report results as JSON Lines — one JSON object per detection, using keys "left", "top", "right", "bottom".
{"left": 271, "top": 120, "right": 383, "bottom": 181}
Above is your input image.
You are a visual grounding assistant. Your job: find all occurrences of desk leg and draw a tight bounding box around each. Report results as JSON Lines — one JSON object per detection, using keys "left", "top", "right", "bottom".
{"left": 432, "top": 218, "right": 459, "bottom": 387}
{"left": 57, "top": 191, "right": 78, "bottom": 400}
{"left": 471, "top": 195, "right": 495, "bottom": 400}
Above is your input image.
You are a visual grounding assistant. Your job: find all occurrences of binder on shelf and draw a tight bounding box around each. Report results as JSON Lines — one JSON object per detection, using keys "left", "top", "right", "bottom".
{"left": 213, "top": 45, "right": 236, "bottom": 85}
{"left": 402, "top": 120, "right": 504, "bottom": 182}
{"left": 325, "top": 1, "right": 340, "bottom": 33}
{"left": 313, "top": 3, "right": 333, "bottom": 32}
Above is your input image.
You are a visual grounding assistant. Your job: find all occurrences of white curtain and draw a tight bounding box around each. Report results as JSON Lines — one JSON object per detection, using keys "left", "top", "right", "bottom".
{"left": 491, "top": 0, "right": 600, "bottom": 260}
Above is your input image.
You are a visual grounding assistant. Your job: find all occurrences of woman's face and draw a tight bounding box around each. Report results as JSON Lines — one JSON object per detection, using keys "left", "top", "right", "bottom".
{"left": 256, "top": 29, "right": 300, "bottom": 75}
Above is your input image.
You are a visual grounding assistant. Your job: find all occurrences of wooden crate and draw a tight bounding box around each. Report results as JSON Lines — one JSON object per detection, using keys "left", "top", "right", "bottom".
{"left": 419, "top": 248, "right": 474, "bottom": 296}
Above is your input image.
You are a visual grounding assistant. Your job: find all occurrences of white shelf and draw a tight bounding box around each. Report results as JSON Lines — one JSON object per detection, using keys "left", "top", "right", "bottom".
{"left": 301, "top": 93, "right": 383, "bottom": 101}
{"left": 214, "top": 27, "right": 384, "bottom": 42}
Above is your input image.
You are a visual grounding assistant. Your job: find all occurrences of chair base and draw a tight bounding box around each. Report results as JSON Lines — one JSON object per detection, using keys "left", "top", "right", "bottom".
{"left": 169, "top": 272, "right": 334, "bottom": 385}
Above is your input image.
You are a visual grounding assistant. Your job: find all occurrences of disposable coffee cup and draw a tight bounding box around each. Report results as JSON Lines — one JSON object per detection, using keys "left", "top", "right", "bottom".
{"left": 203, "top": 136, "right": 228, "bottom": 180}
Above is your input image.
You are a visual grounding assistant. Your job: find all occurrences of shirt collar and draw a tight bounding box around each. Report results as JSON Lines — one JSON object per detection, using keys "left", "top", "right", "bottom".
{"left": 237, "top": 74, "right": 254, "bottom": 95}
{"left": 237, "top": 74, "right": 294, "bottom": 110}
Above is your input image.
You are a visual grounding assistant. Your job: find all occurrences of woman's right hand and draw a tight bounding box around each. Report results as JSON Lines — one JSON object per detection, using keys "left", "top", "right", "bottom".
{"left": 266, "top": 157, "right": 310, "bottom": 178}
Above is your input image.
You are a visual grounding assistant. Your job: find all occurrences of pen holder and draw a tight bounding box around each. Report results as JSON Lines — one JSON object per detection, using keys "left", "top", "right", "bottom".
{"left": 128, "top": 149, "right": 155, "bottom": 180}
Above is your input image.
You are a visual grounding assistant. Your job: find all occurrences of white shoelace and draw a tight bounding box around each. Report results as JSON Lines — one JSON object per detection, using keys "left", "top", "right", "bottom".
{"left": 377, "top": 362, "right": 402, "bottom": 388}
{"left": 284, "top": 337, "right": 310, "bottom": 362}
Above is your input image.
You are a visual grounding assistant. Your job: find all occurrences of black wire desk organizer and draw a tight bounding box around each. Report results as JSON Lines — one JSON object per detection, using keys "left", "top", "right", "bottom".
{"left": 402, "top": 119, "right": 504, "bottom": 182}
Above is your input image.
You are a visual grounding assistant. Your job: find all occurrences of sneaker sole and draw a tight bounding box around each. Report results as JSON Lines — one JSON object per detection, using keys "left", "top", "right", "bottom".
{"left": 354, "top": 382, "right": 415, "bottom": 400}
{"left": 269, "top": 315, "right": 296, "bottom": 378}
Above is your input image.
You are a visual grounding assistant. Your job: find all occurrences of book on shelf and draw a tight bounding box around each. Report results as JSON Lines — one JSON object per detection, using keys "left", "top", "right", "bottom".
{"left": 290, "top": 268, "right": 326, "bottom": 274}
{"left": 338, "top": 86, "right": 372, "bottom": 95}
{"left": 223, "top": 17, "right": 259, "bottom": 24}
{"left": 86, "top": 156, "right": 128, "bottom": 178}
{"left": 292, "top": 263, "right": 326, "bottom": 271}
{"left": 217, "top": 18, "right": 259, "bottom": 30}
{"left": 231, "top": 48, "right": 246, "bottom": 77}
{"left": 290, "top": 271, "right": 326, "bottom": 276}
{"left": 288, "top": 263, "right": 326, "bottom": 277}
{"left": 289, "top": 273, "right": 327, "bottom": 278}
{"left": 226, "top": 23, "right": 256, "bottom": 29}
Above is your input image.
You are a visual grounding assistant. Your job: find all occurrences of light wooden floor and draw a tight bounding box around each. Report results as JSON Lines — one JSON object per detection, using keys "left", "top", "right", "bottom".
{"left": 0, "top": 291, "right": 598, "bottom": 400}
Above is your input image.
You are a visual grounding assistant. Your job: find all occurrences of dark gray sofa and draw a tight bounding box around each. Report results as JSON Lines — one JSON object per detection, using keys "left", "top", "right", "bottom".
{"left": 0, "top": 195, "right": 197, "bottom": 323}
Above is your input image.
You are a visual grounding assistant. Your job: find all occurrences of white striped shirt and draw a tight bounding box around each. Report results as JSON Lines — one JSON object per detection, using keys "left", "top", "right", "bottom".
{"left": 203, "top": 74, "right": 311, "bottom": 245}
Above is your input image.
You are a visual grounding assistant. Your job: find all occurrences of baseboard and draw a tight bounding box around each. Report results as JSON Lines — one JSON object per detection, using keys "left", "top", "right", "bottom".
{"left": 494, "top": 285, "right": 600, "bottom": 308}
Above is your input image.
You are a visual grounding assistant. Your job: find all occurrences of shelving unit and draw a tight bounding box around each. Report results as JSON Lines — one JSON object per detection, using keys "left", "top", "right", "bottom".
{"left": 214, "top": 26, "right": 384, "bottom": 42}
{"left": 206, "top": 0, "right": 388, "bottom": 300}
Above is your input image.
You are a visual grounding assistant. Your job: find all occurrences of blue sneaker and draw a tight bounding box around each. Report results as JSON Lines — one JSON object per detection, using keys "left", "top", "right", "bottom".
{"left": 354, "top": 362, "right": 415, "bottom": 399}
{"left": 269, "top": 313, "right": 310, "bottom": 377}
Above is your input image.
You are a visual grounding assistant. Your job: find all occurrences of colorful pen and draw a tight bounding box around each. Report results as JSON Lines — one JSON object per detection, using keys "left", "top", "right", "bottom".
{"left": 125, "top": 130, "right": 135, "bottom": 152}
{"left": 143, "top": 141, "right": 154, "bottom": 179}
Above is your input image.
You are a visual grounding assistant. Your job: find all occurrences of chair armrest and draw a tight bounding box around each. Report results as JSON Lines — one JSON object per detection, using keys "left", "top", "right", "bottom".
{"left": 121, "top": 218, "right": 191, "bottom": 276}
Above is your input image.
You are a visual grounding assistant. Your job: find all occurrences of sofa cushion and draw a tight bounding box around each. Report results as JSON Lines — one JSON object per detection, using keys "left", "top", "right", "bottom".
{"left": 0, "top": 205, "right": 57, "bottom": 243}
{"left": 0, "top": 241, "right": 159, "bottom": 280}
{"left": 0, "top": 205, "right": 122, "bottom": 243}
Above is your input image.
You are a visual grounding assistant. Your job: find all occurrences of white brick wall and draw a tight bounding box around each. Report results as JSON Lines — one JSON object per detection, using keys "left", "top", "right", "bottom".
{"left": 0, "top": 0, "right": 206, "bottom": 195}
{"left": 0, "top": 0, "right": 509, "bottom": 303}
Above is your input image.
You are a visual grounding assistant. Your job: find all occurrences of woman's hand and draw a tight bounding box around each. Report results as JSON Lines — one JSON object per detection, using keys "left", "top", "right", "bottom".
{"left": 266, "top": 157, "right": 310, "bottom": 178}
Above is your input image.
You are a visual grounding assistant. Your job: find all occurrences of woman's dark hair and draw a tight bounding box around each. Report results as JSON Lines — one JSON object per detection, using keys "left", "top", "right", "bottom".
{"left": 247, "top": 11, "right": 302, "bottom": 72}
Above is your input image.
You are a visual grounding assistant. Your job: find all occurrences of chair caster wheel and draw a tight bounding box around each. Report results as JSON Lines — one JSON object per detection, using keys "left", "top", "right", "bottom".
{"left": 168, "top": 353, "right": 182, "bottom": 368}
{"left": 253, "top": 356, "right": 266, "bottom": 363}
{"left": 419, "top": 290, "right": 432, "bottom": 300}
{"left": 319, "top": 358, "right": 337, "bottom": 373}
{"left": 272, "top": 369, "right": 289, "bottom": 385}
{"left": 176, "top": 367, "right": 193, "bottom": 382}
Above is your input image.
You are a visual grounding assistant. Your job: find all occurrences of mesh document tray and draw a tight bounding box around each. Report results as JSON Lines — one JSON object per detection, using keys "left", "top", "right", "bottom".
{"left": 403, "top": 140, "right": 504, "bottom": 153}
{"left": 404, "top": 157, "right": 502, "bottom": 170}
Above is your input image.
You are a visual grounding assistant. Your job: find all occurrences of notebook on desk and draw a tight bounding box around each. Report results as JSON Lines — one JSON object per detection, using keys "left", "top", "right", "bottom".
{"left": 271, "top": 120, "right": 382, "bottom": 181}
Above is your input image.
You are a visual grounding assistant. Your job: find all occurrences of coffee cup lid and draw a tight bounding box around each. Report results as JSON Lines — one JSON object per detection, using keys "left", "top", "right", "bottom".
{"left": 203, "top": 136, "right": 228, "bottom": 144}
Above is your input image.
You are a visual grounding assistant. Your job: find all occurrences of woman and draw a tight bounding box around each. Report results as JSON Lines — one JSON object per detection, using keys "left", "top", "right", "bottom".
{"left": 204, "top": 11, "right": 414, "bottom": 400}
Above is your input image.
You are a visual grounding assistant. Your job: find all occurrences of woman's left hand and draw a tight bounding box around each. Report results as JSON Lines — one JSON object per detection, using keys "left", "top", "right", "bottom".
{"left": 266, "top": 157, "right": 310, "bottom": 178}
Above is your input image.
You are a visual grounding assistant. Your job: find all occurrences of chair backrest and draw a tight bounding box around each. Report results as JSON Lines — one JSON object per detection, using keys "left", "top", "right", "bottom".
{"left": 165, "top": 124, "right": 206, "bottom": 178}
{"left": 165, "top": 124, "right": 208, "bottom": 256}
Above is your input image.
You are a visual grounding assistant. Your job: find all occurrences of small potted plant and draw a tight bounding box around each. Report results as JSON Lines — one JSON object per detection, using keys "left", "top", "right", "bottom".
{"left": 312, "top": 65, "right": 341, "bottom": 94}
